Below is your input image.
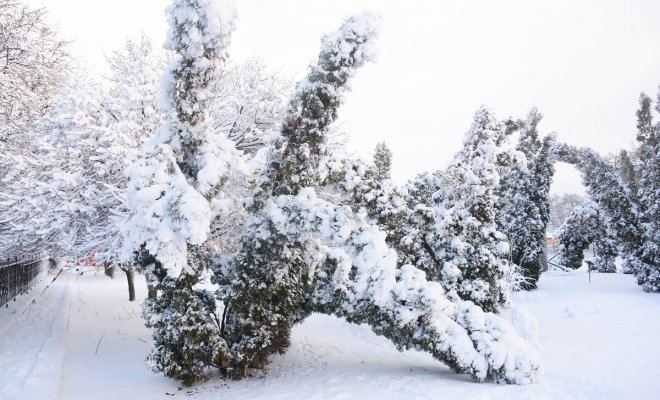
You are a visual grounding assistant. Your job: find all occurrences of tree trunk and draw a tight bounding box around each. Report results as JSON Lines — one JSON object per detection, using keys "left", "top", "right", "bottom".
{"left": 539, "top": 240, "right": 549, "bottom": 273}
{"left": 120, "top": 267, "right": 136, "bottom": 301}
{"left": 104, "top": 263, "right": 115, "bottom": 279}
{"left": 145, "top": 271, "right": 157, "bottom": 300}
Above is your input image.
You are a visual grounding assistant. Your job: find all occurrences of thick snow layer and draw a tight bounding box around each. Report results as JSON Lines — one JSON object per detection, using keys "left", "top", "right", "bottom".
{"left": 1, "top": 268, "right": 658, "bottom": 400}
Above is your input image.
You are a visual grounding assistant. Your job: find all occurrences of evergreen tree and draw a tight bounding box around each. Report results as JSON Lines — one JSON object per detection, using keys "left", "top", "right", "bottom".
{"left": 223, "top": 13, "right": 382, "bottom": 377}
{"left": 556, "top": 202, "right": 615, "bottom": 271}
{"left": 554, "top": 144, "right": 649, "bottom": 281}
{"left": 221, "top": 17, "right": 540, "bottom": 384}
{"left": 498, "top": 108, "right": 555, "bottom": 290}
{"left": 618, "top": 149, "right": 638, "bottom": 200}
{"left": 634, "top": 91, "right": 660, "bottom": 291}
{"left": 122, "top": 0, "right": 241, "bottom": 384}
{"left": 373, "top": 141, "right": 393, "bottom": 181}
{"left": 593, "top": 236, "right": 619, "bottom": 273}
{"left": 395, "top": 171, "right": 444, "bottom": 272}
{"left": 435, "top": 108, "right": 512, "bottom": 313}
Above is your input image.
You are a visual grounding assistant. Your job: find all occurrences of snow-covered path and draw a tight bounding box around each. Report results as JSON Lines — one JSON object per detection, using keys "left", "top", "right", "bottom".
{"left": 1, "top": 268, "right": 658, "bottom": 400}
{"left": 0, "top": 270, "right": 70, "bottom": 400}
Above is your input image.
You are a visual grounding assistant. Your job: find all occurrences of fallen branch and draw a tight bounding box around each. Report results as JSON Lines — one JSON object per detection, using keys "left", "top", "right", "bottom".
{"left": 95, "top": 332, "right": 106, "bottom": 356}
{"left": 122, "top": 304, "right": 135, "bottom": 319}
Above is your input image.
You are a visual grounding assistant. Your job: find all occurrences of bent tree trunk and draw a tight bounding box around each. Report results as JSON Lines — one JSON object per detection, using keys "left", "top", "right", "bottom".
{"left": 120, "top": 266, "right": 136, "bottom": 301}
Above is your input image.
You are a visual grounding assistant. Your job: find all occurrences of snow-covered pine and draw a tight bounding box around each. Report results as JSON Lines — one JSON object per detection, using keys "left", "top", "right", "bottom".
{"left": 435, "top": 108, "right": 513, "bottom": 313}
{"left": 122, "top": 0, "right": 242, "bottom": 277}
{"left": 142, "top": 252, "right": 227, "bottom": 387}
{"left": 634, "top": 91, "right": 660, "bottom": 291}
{"left": 497, "top": 109, "right": 556, "bottom": 290}
{"left": 122, "top": 0, "right": 241, "bottom": 385}
{"left": 556, "top": 202, "right": 616, "bottom": 272}
{"left": 394, "top": 171, "right": 445, "bottom": 273}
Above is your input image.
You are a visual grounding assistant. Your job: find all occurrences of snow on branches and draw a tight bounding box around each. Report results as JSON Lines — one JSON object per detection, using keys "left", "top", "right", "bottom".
{"left": 435, "top": 108, "right": 514, "bottom": 313}
{"left": 222, "top": 19, "right": 540, "bottom": 383}
{"left": 497, "top": 109, "right": 556, "bottom": 290}
{"left": 556, "top": 202, "right": 617, "bottom": 272}
{"left": 122, "top": 0, "right": 243, "bottom": 278}
{"left": 553, "top": 143, "right": 657, "bottom": 288}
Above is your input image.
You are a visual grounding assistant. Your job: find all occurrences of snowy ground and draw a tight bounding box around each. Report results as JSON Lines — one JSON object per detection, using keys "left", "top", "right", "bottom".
{"left": 1, "top": 267, "right": 658, "bottom": 400}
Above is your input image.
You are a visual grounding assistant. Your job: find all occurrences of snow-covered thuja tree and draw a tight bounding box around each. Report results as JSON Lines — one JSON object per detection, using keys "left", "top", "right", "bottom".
{"left": 497, "top": 109, "right": 556, "bottom": 290}
{"left": 222, "top": 17, "right": 540, "bottom": 384}
{"left": 633, "top": 91, "right": 659, "bottom": 291}
{"left": 556, "top": 202, "right": 609, "bottom": 270}
{"left": 435, "top": 108, "right": 513, "bottom": 313}
{"left": 554, "top": 144, "right": 650, "bottom": 280}
{"left": 592, "top": 236, "right": 619, "bottom": 273}
{"left": 373, "top": 141, "right": 393, "bottom": 181}
{"left": 222, "top": 14, "right": 383, "bottom": 377}
{"left": 618, "top": 149, "right": 638, "bottom": 201}
{"left": 122, "top": 0, "right": 242, "bottom": 385}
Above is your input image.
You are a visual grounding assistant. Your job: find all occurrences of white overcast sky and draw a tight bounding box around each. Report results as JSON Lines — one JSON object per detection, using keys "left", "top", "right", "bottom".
{"left": 27, "top": 0, "right": 660, "bottom": 194}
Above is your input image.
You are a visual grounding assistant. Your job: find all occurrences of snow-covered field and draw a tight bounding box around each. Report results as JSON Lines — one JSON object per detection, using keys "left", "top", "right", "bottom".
{"left": 1, "top": 267, "right": 658, "bottom": 400}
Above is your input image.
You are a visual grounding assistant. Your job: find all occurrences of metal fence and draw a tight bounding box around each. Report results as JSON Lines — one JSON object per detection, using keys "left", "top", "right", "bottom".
{"left": 0, "top": 254, "right": 47, "bottom": 307}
